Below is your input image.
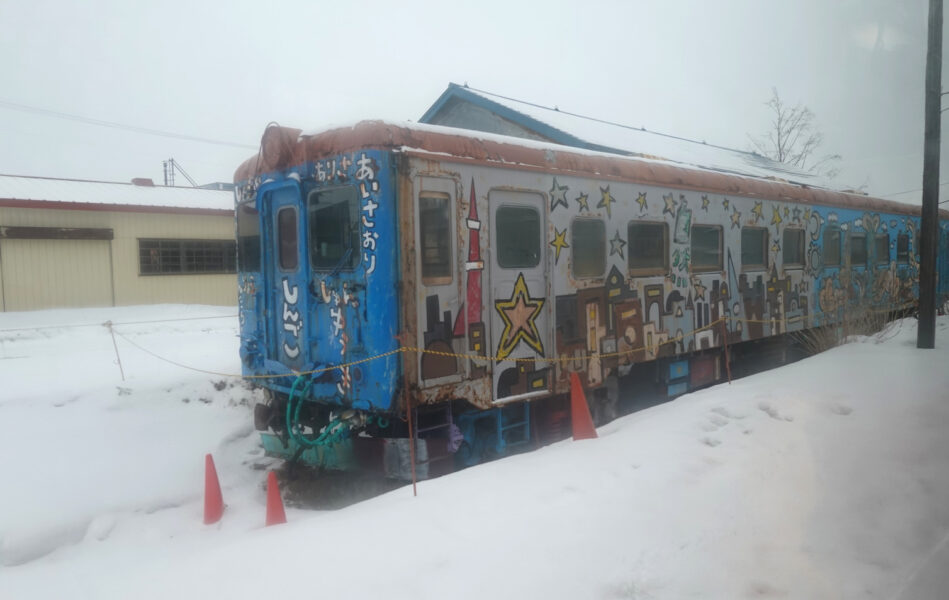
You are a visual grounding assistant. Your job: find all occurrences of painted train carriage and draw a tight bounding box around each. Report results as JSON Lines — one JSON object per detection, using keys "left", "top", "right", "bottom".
{"left": 235, "top": 121, "right": 949, "bottom": 475}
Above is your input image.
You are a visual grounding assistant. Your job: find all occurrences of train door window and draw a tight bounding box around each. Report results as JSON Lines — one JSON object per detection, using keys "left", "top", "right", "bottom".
{"left": 237, "top": 200, "right": 261, "bottom": 272}
{"left": 308, "top": 187, "right": 359, "bottom": 271}
{"left": 571, "top": 218, "right": 606, "bottom": 278}
{"left": 497, "top": 205, "right": 540, "bottom": 268}
{"left": 277, "top": 207, "right": 298, "bottom": 271}
{"left": 897, "top": 233, "right": 910, "bottom": 263}
{"left": 875, "top": 234, "right": 890, "bottom": 265}
{"left": 691, "top": 225, "right": 722, "bottom": 271}
{"left": 419, "top": 193, "right": 452, "bottom": 285}
{"left": 823, "top": 228, "right": 841, "bottom": 267}
{"left": 628, "top": 222, "right": 668, "bottom": 274}
{"left": 850, "top": 233, "right": 867, "bottom": 266}
{"left": 782, "top": 228, "right": 804, "bottom": 267}
{"left": 741, "top": 227, "right": 768, "bottom": 271}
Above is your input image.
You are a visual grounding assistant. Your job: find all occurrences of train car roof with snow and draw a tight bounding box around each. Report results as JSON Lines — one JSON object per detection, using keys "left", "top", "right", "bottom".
{"left": 234, "top": 120, "right": 939, "bottom": 219}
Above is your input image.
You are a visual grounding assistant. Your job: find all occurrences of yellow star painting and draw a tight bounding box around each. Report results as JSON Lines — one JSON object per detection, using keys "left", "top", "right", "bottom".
{"left": 598, "top": 185, "right": 616, "bottom": 218}
{"left": 494, "top": 273, "right": 546, "bottom": 360}
{"left": 636, "top": 192, "right": 648, "bottom": 211}
{"left": 751, "top": 201, "right": 764, "bottom": 223}
{"left": 550, "top": 227, "right": 569, "bottom": 263}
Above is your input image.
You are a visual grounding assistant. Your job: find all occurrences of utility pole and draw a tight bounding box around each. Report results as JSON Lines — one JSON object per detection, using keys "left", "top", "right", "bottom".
{"left": 918, "top": 0, "right": 942, "bottom": 349}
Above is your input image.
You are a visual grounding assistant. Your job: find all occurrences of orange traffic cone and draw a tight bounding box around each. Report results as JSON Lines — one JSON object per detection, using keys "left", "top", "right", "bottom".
{"left": 204, "top": 454, "right": 224, "bottom": 524}
{"left": 569, "top": 372, "right": 598, "bottom": 440}
{"left": 265, "top": 471, "right": 287, "bottom": 526}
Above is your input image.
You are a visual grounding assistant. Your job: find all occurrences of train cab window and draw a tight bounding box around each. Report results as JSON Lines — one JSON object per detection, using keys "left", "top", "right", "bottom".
{"left": 823, "top": 228, "right": 841, "bottom": 267}
{"left": 628, "top": 222, "right": 668, "bottom": 274}
{"left": 308, "top": 187, "right": 359, "bottom": 271}
{"left": 875, "top": 234, "right": 890, "bottom": 265}
{"left": 741, "top": 227, "right": 768, "bottom": 270}
{"left": 897, "top": 233, "right": 910, "bottom": 263}
{"left": 782, "top": 228, "right": 805, "bottom": 267}
{"left": 497, "top": 205, "right": 540, "bottom": 268}
{"left": 850, "top": 233, "right": 867, "bottom": 266}
{"left": 277, "top": 207, "right": 298, "bottom": 270}
{"left": 237, "top": 200, "right": 261, "bottom": 272}
{"left": 571, "top": 218, "right": 606, "bottom": 278}
{"left": 419, "top": 194, "right": 452, "bottom": 285}
{"left": 691, "top": 225, "right": 722, "bottom": 271}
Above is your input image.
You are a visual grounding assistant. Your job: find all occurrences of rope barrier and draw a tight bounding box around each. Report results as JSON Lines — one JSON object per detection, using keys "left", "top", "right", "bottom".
{"left": 102, "top": 301, "right": 917, "bottom": 382}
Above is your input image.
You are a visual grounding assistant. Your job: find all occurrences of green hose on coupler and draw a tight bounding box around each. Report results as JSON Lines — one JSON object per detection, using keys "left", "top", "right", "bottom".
{"left": 284, "top": 374, "right": 353, "bottom": 449}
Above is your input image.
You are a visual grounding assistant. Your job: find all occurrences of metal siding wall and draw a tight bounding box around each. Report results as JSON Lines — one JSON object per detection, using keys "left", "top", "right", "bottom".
{"left": 0, "top": 206, "right": 236, "bottom": 310}
{"left": 1, "top": 238, "right": 113, "bottom": 310}
{"left": 109, "top": 210, "right": 236, "bottom": 306}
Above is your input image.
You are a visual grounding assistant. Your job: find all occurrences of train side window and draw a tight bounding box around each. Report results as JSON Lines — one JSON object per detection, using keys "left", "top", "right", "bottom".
{"left": 497, "top": 205, "right": 540, "bottom": 268}
{"left": 897, "top": 233, "right": 910, "bottom": 263}
{"left": 277, "top": 207, "right": 298, "bottom": 271}
{"left": 571, "top": 218, "right": 606, "bottom": 278}
{"left": 741, "top": 227, "right": 768, "bottom": 271}
{"left": 691, "top": 225, "right": 722, "bottom": 271}
{"left": 782, "top": 228, "right": 804, "bottom": 267}
{"left": 875, "top": 234, "right": 890, "bottom": 265}
{"left": 823, "top": 228, "right": 841, "bottom": 267}
{"left": 628, "top": 221, "right": 668, "bottom": 274}
{"left": 308, "top": 187, "right": 360, "bottom": 271}
{"left": 419, "top": 194, "right": 452, "bottom": 285}
{"left": 850, "top": 233, "right": 867, "bottom": 266}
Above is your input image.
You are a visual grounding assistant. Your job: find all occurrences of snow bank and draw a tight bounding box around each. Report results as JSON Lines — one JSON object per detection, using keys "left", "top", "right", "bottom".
{"left": 1, "top": 308, "right": 948, "bottom": 599}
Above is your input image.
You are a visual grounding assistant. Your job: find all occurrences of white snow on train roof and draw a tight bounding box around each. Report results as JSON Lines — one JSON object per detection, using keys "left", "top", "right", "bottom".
{"left": 0, "top": 174, "right": 234, "bottom": 211}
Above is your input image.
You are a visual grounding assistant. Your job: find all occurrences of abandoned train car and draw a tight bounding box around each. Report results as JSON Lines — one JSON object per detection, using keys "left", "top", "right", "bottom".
{"left": 234, "top": 120, "right": 949, "bottom": 474}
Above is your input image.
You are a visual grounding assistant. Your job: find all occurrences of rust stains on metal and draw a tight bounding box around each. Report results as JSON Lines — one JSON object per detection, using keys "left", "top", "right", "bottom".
{"left": 235, "top": 120, "right": 941, "bottom": 219}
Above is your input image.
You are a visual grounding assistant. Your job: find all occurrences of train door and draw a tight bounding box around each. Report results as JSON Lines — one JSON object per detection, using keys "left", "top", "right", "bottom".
{"left": 488, "top": 189, "right": 551, "bottom": 403}
{"left": 261, "top": 180, "right": 308, "bottom": 372}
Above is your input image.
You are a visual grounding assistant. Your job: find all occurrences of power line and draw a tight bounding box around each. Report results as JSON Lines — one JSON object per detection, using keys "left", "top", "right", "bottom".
{"left": 0, "top": 98, "right": 256, "bottom": 150}
{"left": 878, "top": 181, "right": 949, "bottom": 198}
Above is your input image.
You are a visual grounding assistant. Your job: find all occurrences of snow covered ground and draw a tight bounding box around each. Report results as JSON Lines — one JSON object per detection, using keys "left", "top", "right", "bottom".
{"left": 1, "top": 305, "right": 948, "bottom": 599}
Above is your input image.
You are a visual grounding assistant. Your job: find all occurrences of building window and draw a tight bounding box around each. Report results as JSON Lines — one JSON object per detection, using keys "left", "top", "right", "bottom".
{"left": 691, "top": 225, "right": 722, "bottom": 271}
{"left": 572, "top": 218, "right": 605, "bottom": 278}
{"left": 783, "top": 228, "right": 804, "bottom": 267}
{"left": 875, "top": 234, "right": 890, "bottom": 265}
{"left": 308, "top": 186, "right": 359, "bottom": 271}
{"left": 497, "top": 205, "right": 540, "bottom": 268}
{"left": 823, "top": 228, "right": 841, "bottom": 267}
{"left": 741, "top": 227, "right": 768, "bottom": 270}
{"left": 897, "top": 233, "right": 910, "bottom": 263}
{"left": 627, "top": 221, "right": 668, "bottom": 273}
{"left": 139, "top": 239, "right": 236, "bottom": 275}
{"left": 277, "top": 207, "right": 298, "bottom": 270}
{"left": 419, "top": 194, "right": 452, "bottom": 284}
{"left": 850, "top": 233, "right": 867, "bottom": 266}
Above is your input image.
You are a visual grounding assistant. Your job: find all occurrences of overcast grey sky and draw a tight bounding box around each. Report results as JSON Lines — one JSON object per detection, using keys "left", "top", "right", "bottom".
{"left": 0, "top": 0, "right": 945, "bottom": 204}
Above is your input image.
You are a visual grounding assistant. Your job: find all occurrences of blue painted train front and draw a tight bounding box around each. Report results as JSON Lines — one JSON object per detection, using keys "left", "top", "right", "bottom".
{"left": 236, "top": 147, "right": 408, "bottom": 470}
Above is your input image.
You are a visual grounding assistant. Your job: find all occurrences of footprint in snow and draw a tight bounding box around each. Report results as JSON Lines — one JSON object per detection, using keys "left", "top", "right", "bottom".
{"left": 701, "top": 436, "right": 722, "bottom": 447}
{"left": 757, "top": 401, "right": 792, "bottom": 421}
{"left": 831, "top": 403, "right": 853, "bottom": 416}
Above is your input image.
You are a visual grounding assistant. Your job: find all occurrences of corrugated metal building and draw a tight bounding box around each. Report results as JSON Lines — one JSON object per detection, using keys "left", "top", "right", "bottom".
{"left": 0, "top": 174, "right": 235, "bottom": 311}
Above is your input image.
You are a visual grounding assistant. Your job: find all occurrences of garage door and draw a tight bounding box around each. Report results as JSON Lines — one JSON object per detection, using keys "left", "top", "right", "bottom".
{"left": 0, "top": 238, "right": 113, "bottom": 311}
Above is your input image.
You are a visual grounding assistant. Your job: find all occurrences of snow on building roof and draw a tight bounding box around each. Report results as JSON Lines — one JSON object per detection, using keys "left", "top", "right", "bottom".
{"left": 0, "top": 174, "right": 234, "bottom": 213}
{"left": 421, "top": 83, "right": 844, "bottom": 191}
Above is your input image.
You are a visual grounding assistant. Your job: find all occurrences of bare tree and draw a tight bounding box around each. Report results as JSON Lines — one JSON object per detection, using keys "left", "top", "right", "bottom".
{"left": 749, "top": 88, "right": 841, "bottom": 179}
